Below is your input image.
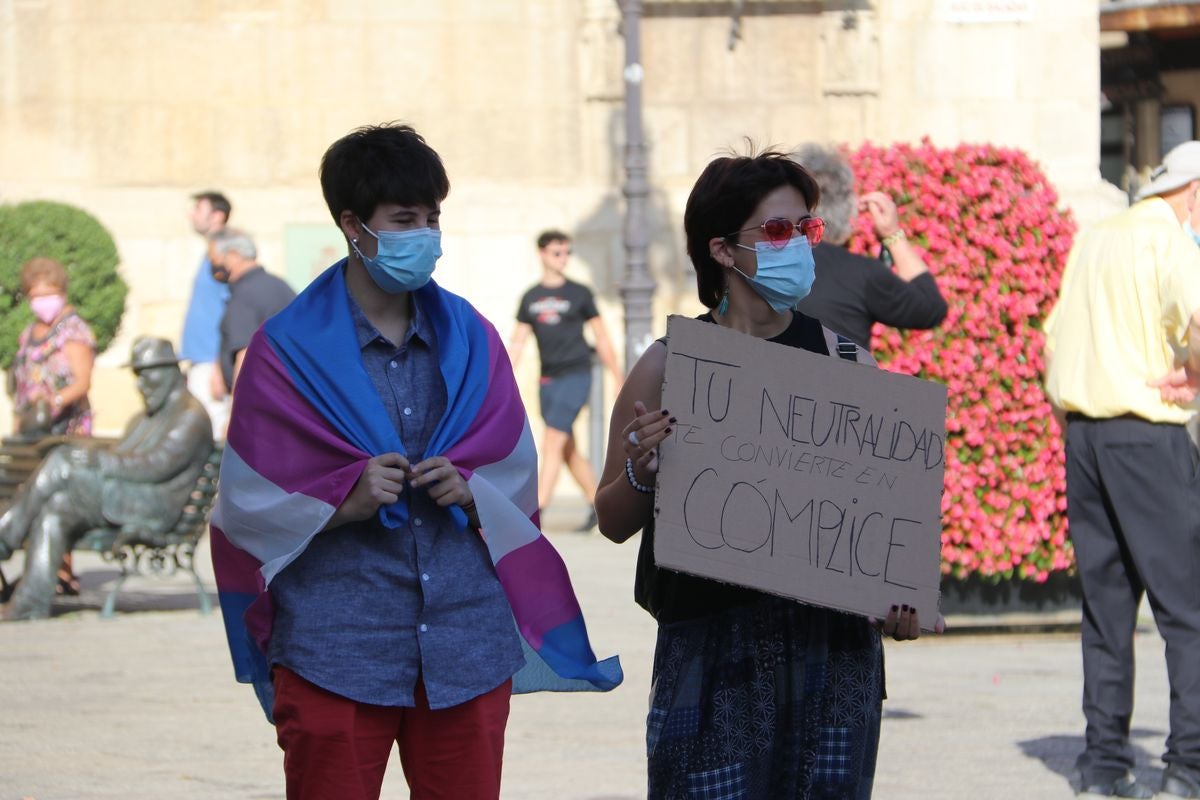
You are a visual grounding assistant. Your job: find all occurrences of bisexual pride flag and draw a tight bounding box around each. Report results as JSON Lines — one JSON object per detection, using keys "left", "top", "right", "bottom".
{"left": 210, "top": 261, "right": 622, "bottom": 720}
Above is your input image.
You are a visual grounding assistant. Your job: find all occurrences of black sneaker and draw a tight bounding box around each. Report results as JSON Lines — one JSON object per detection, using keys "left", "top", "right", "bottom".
{"left": 1078, "top": 772, "right": 1154, "bottom": 799}
{"left": 1163, "top": 764, "right": 1200, "bottom": 798}
{"left": 573, "top": 509, "right": 598, "bottom": 533}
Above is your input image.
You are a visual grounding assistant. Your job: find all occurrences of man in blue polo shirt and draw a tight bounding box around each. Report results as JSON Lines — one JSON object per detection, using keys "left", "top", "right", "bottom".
{"left": 182, "top": 190, "right": 232, "bottom": 438}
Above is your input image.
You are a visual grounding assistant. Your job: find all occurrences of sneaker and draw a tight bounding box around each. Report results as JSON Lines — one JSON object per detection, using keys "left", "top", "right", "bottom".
{"left": 1078, "top": 772, "right": 1155, "bottom": 799}
{"left": 1162, "top": 764, "right": 1200, "bottom": 798}
{"left": 573, "top": 509, "right": 598, "bottom": 533}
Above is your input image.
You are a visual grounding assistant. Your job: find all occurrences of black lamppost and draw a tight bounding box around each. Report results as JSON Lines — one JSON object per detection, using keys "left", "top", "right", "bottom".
{"left": 618, "top": 0, "right": 655, "bottom": 372}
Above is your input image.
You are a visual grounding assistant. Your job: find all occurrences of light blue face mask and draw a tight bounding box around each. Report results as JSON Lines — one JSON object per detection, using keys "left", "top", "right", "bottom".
{"left": 1186, "top": 220, "right": 1200, "bottom": 248}
{"left": 352, "top": 223, "right": 442, "bottom": 294}
{"left": 732, "top": 236, "right": 817, "bottom": 313}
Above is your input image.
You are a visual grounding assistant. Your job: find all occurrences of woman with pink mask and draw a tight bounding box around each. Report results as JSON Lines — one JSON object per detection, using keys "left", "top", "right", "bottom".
{"left": 9, "top": 256, "right": 96, "bottom": 595}
{"left": 11, "top": 257, "right": 96, "bottom": 437}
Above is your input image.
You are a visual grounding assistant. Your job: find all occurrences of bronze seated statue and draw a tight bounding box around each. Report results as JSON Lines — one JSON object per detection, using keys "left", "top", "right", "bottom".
{"left": 0, "top": 337, "right": 214, "bottom": 620}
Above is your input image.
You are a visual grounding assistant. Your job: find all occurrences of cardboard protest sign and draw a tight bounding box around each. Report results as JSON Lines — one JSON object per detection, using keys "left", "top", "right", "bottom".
{"left": 654, "top": 316, "right": 945, "bottom": 629}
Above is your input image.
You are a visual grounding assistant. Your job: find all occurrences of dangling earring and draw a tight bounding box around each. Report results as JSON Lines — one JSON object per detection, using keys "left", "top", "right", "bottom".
{"left": 717, "top": 291, "right": 729, "bottom": 316}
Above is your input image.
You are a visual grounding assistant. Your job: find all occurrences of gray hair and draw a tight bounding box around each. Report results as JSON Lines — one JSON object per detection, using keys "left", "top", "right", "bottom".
{"left": 791, "top": 144, "right": 856, "bottom": 246}
{"left": 208, "top": 227, "right": 257, "bottom": 260}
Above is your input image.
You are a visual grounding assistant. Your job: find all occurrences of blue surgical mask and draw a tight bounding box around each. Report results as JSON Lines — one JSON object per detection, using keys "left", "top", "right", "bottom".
{"left": 1186, "top": 220, "right": 1200, "bottom": 247}
{"left": 352, "top": 223, "right": 441, "bottom": 294}
{"left": 733, "top": 236, "right": 817, "bottom": 313}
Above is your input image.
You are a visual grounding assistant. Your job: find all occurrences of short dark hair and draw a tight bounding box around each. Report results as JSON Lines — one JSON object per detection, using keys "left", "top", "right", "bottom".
{"left": 684, "top": 149, "right": 821, "bottom": 309}
{"left": 191, "top": 190, "right": 232, "bottom": 221}
{"left": 536, "top": 230, "right": 571, "bottom": 249}
{"left": 319, "top": 122, "right": 450, "bottom": 224}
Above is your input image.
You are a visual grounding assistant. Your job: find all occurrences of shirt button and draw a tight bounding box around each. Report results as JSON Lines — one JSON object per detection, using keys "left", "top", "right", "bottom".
{"left": 421, "top": 573, "right": 430, "bottom": 582}
{"left": 403, "top": 407, "right": 412, "bottom": 416}
{"left": 419, "top": 623, "right": 428, "bottom": 632}
{"left": 413, "top": 517, "right": 423, "bottom": 527}
{"left": 390, "top": 360, "right": 398, "bottom": 369}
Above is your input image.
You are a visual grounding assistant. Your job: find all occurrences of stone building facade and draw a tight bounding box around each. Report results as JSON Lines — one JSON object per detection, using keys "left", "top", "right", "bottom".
{"left": 0, "top": 0, "right": 1171, "bottom": 439}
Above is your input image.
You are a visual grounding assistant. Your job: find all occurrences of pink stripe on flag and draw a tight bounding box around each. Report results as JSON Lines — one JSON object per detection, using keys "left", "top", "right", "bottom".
{"left": 494, "top": 537, "right": 583, "bottom": 650}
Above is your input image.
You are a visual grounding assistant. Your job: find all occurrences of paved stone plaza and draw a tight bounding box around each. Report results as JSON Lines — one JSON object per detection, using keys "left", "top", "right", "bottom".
{"left": 0, "top": 506, "right": 1173, "bottom": 800}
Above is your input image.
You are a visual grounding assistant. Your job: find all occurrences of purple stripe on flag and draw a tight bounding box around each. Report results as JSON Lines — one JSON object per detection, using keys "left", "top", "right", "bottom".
{"left": 211, "top": 525, "right": 275, "bottom": 663}
{"left": 494, "top": 537, "right": 583, "bottom": 650}
{"left": 227, "top": 334, "right": 368, "bottom": 506}
{"left": 210, "top": 525, "right": 264, "bottom": 595}
{"left": 444, "top": 323, "right": 525, "bottom": 468}
{"left": 245, "top": 590, "right": 275, "bottom": 654}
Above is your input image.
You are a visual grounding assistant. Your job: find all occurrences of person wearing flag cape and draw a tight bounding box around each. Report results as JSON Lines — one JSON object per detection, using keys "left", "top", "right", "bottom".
{"left": 210, "top": 122, "right": 620, "bottom": 800}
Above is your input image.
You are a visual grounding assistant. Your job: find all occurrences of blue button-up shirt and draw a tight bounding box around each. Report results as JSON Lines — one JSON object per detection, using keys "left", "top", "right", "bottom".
{"left": 267, "top": 284, "right": 524, "bottom": 709}
{"left": 180, "top": 256, "right": 230, "bottom": 364}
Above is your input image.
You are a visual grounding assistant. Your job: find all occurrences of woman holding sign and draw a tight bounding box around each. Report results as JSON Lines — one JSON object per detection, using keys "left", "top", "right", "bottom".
{"left": 595, "top": 149, "right": 940, "bottom": 799}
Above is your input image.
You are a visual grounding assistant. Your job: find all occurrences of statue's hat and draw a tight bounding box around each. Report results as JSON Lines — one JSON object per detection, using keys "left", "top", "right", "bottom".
{"left": 126, "top": 337, "right": 180, "bottom": 371}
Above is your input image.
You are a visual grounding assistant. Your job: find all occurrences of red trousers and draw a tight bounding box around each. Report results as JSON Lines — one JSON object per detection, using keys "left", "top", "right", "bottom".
{"left": 272, "top": 666, "right": 511, "bottom": 800}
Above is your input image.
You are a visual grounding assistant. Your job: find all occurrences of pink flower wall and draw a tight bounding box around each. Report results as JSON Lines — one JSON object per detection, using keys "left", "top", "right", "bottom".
{"left": 847, "top": 139, "right": 1077, "bottom": 582}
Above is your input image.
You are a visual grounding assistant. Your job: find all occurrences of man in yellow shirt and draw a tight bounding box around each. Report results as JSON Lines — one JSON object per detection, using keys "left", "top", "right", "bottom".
{"left": 1044, "top": 140, "right": 1200, "bottom": 800}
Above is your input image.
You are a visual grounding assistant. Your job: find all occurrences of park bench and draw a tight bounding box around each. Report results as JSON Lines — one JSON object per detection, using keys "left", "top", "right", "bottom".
{"left": 0, "top": 441, "right": 221, "bottom": 618}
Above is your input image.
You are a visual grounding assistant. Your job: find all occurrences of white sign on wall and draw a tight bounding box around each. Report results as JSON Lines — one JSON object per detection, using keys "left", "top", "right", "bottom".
{"left": 944, "top": 0, "right": 1034, "bottom": 23}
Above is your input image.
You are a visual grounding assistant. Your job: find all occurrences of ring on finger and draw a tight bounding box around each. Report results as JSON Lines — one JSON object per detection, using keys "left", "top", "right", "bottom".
{"left": 628, "top": 430, "right": 640, "bottom": 446}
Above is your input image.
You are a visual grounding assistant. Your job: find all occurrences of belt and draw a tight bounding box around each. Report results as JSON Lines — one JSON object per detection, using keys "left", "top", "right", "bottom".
{"left": 1065, "top": 411, "right": 1156, "bottom": 423}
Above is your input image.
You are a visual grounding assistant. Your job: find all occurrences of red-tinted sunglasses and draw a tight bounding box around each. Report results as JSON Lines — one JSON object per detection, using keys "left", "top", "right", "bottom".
{"left": 726, "top": 216, "right": 825, "bottom": 248}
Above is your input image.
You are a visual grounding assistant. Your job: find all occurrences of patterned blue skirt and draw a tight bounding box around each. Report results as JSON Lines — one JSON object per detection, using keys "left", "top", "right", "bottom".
{"left": 646, "top": 596, "right": 883, "bottom": 800}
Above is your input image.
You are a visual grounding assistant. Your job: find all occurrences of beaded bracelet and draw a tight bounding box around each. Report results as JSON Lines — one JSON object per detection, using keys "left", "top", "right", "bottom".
{"left": 881, "top": 229, "right": 907, "bottom": 248}
{"left": 625, "top": 457, "right": 655, "bottom": 494}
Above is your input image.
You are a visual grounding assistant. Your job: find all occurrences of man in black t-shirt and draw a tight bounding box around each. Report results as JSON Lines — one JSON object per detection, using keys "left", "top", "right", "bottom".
{"left": 510, "top": 230, "right": 622, "bottom": 530}
{"left": 208, "top": 228, "right": 296, "bottom": 418}
{"left": 792, "top": 144, "right": 947, "bottom": 350}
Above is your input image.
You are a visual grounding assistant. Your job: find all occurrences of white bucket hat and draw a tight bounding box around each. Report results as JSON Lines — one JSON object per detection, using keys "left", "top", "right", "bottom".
{"left": 1135, "top": 140, "right": 1200, "bottom": 200}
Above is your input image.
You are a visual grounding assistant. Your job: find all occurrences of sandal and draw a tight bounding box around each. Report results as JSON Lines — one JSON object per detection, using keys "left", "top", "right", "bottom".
{"left": 55, "top": 571, "right": 80, "bottom": 597}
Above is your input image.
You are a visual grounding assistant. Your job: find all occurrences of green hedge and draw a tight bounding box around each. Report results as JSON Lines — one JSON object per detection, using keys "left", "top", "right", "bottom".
{"left": 0, "top": 201, "right": 128, "bottom": 367}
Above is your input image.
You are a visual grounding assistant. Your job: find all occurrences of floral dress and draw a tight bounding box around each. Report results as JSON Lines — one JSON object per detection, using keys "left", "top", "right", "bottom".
{"left": 12, "top": 311, "right": 95, "bottom": 436}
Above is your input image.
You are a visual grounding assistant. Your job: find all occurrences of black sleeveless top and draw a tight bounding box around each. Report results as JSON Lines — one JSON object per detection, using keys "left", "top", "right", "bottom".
{"left": 634, "top": 310, "right": 842, "bottom": 624}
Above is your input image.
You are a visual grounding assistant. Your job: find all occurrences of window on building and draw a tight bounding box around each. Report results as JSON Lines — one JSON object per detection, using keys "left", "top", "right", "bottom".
{"left": 1100, "top": 108, "right": 1130, "bottom": 190}
{"left": 1161, "top": 103, "right": 1196, "bottom": 155}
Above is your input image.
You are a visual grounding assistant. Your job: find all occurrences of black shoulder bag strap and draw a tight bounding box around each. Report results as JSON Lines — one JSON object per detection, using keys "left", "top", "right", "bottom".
{"left": 835, "top": 334, "right": 860, "bottom": 362}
